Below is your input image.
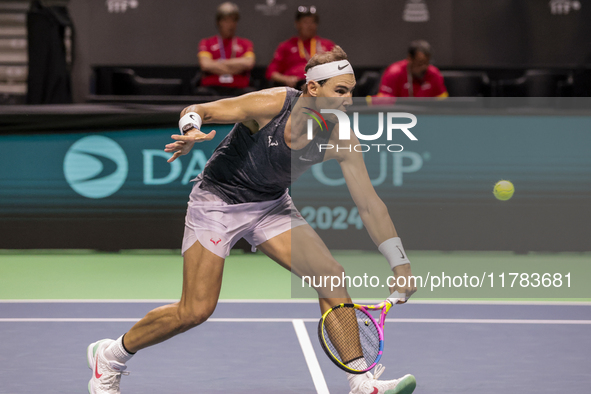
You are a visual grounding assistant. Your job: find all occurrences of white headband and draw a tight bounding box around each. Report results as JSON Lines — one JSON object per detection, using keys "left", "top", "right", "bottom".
{"left": 305, "top": 60, "right": 354, "bottom": 83}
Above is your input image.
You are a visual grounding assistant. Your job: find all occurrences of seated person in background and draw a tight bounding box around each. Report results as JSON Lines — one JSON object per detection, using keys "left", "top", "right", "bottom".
{"left": 376, "top": 40, "right": 448, "bottom": 98}
{"left": 197, "top": 2, "right": 255, "bottom": 96}
{"left": 266, "top": 6, "right": 334, "bottom": 89}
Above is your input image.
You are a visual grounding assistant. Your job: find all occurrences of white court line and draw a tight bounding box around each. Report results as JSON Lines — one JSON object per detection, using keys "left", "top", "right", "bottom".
{"left": 0, "top": 299, "right": 316, "bottom": 304}
{"left": 1, "top": 317, "right": 590, "bottom": 324}
{"left": 388, "top": 318, "right": 591, "bottom": 325}
{"left": 0, "top": 299, "right": 590, "bottom": 305}
{"left": 0, "top": 318, "right": 142, "bottom": 322}
{"left": 292, "top": 319, "right": 330, "bottom": 394}
{"left": 0, "top": 318, "right": 312, "bottom": 323}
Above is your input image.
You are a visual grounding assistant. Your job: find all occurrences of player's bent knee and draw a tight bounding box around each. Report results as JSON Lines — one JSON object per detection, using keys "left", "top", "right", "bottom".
{"left": 312, "top": 260, "right": 349, "bottom": 298}
{"left": 325, "top": 260, "right": 346, "bottom": 280}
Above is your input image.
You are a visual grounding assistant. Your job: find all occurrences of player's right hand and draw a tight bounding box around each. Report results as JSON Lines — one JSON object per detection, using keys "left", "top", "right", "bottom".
{"left": 389, "top": 263, "right": 417, "bottom": 303}
{"left": 164, "top": 129, "right": 216, "bottom": 163}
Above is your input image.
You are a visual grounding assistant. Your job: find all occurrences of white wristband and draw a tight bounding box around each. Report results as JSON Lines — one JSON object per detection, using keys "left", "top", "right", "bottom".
{"left": 178, "top": 112, "right": 203, "bottom": 135}
{"left": 378, "top": 237, "right": 411, "bottom": 270}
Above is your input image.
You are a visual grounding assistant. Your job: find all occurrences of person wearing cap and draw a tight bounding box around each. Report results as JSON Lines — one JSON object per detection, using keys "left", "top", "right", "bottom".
{"left": 197, "top": 2, "right": 255, "bottom": 95}
{"left": 376, "top": 40, "right": 448, "bottom": 98}
{"left": 86, "top": 45, "right": 417, "bottom": 394}
{"left": 266, "top": 5, "right": 335, "bottom": 89}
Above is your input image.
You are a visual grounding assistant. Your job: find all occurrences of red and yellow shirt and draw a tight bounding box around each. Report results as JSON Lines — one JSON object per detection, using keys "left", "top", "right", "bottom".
{"left": 265, "top": 36, "right": 335, "bottom": 81}
{"left": 198, "top": 36, "right": 254, "bottom": 88}
{"left": 377, "top": 60, "right": 448, "bottom": 98}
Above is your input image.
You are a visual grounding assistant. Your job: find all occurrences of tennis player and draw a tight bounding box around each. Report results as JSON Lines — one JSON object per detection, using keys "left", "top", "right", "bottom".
{"left": 86, "top": 45, "right": 417, "bottom": 394}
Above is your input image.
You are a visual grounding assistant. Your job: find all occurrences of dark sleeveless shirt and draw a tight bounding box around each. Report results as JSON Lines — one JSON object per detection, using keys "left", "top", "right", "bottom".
{"left": 199, "top": 87, "right": 331, "bottom": 204}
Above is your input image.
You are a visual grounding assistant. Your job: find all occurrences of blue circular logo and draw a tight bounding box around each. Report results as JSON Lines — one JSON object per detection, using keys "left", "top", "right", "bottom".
{"left": 63, "top": 136, "right": 128, "bottom": 199}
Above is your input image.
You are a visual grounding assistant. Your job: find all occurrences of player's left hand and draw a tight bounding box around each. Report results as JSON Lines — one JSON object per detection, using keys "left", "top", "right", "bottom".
{"left": 389, "top": 263, "right": 417, "bottom": 303}
{"left": 164, "top": 129, "right": 216, "bottom": 163}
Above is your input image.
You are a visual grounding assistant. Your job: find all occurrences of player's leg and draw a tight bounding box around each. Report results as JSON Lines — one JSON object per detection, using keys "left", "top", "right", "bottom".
{"left": 87, "top": 239, "right": 224, "bottom": 394}
{"left": 257, "top": 224, "right": 365, "bottom": 359}
{"left": 256, "top": 226, "right": 415, "bottom": 394}
{"left": 257, "top": 225, "right": 365, "bottom": 361}
{"left": 124, "top": 239, "right": 225, "bottom": 351}
{"left": 255, "top": 223, "right": 350, "bottom": 312}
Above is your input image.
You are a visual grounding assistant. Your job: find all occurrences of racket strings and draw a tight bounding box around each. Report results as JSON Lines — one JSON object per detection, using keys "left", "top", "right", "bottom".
{"left": 321, "top": 307, "right": 380, "bottom": 371}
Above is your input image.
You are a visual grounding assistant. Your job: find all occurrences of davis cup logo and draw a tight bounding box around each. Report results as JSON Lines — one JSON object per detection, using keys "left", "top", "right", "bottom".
{"left": 63, "top": 136, "right": 128, "bottom": 198}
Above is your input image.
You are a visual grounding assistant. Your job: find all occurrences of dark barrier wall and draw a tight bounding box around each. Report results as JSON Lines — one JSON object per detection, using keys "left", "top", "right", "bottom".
{"left": 2, "top": 100, "right": 590, "bottom": 252}
{"left": 69, "top": 0, "right": 591, "bottom": 101}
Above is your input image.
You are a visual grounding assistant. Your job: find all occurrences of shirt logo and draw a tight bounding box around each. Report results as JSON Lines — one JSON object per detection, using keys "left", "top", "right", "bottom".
{"left": 268, "top": 136, "right": 279, "bottom": 146}
{"left": 381, "top": 85, "right": 393, "bottom": 94}
{"left": 210, "top": 238, "right": 221, "bottom": 246}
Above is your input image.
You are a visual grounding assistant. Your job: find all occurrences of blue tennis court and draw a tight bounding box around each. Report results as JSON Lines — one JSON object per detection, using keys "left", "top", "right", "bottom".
{"left": 1, "top": 301, "right": 589, "bottom": 393}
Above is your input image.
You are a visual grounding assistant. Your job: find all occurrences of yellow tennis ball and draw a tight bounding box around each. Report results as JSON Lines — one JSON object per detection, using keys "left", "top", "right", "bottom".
{"left": 493, "top": 180, "right": 514, "bottom": 201}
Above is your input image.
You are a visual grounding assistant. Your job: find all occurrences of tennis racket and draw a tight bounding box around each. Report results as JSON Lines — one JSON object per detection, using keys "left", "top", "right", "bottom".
{"left": 317, "top": 291, "right": 405, "bottom": 374}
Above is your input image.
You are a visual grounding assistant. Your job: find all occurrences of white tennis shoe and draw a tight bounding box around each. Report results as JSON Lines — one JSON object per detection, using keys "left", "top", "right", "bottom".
{"left": 87, "top": 339, "right": 129, "bottom": 394}
{"left": 349, "top": 365, "right": 416, "bottom": 394}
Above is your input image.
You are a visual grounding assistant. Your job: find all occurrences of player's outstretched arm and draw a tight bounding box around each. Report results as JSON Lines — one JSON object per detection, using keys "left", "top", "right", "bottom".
{"left": 327, "top": 133, "right": 394, "bottom": 245}
{"left": 180, "top": 87, "right": 285, "bottom": 125}
{"left": 165, "top": 88, "right": 286, "bottom": 162}
{"left": 330, "top": 134, "right": 417, "bottom": 301}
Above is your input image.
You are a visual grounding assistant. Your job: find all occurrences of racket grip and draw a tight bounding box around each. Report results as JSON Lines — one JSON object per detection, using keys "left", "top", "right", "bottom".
{"left": 386, "top": 291, "right": 406, "bottom": 304}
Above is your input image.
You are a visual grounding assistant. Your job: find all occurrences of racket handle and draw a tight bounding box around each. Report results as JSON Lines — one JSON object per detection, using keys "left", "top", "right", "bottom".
{"left": 386, "top": 291, "right": 406, "bottom": 304}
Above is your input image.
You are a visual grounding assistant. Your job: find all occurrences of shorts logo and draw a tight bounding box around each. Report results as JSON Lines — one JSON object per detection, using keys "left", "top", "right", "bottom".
{"left": 210, "top": 238, "right": 222, "bottom": 245}
{"left": 63, "top": 136, "right": 128, "bottom": 199}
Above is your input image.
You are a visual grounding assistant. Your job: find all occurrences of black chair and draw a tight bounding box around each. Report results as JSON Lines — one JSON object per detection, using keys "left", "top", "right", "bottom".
{"left": 496, "top": 69, "right": 572, "bottom": 97}
{"left": 112, "top": 68, "right": 183, "bottom": 96}
{"left": 249, "top": 65, "right": 271, "bottom": 91}
{"left": 441, "top": 71, "right": 491, "bottom": 97}
{"left": 191, "top": 65, "right": 267, "bottom": 96}
{"left": 571, "top": 68, "right": 591, "bottom": 97}
{"left": 354, "top": 70, "right": 382, "bottom": 97}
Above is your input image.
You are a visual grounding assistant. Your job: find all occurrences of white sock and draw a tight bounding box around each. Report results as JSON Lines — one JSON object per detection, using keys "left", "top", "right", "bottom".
{"left": 103, "top": 335, "right": 134, "bottom": 364}
{"left": 346, "top": 359, "right": 370, "bottom": 389}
